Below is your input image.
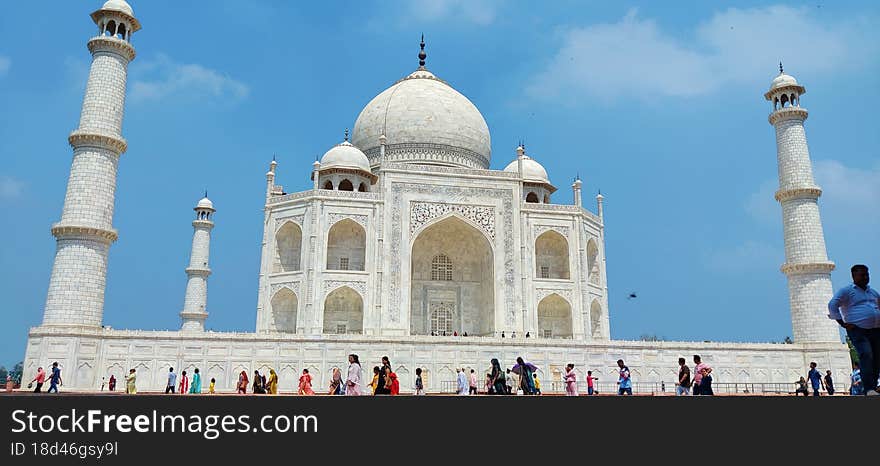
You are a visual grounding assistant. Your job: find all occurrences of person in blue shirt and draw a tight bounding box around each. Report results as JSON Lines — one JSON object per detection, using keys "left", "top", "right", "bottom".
{"left": 807, "top": 362, "right": 824, "bottom": 396}
{"left": 47, "top": 361, "right": 62, "bottom": 394}
{"left": 828, "top": 264, "right": 880, "bottom": 396}
{"left": 850, "top": 363, "right": 863, "bottom": 396}
{"left": 616, "top": 359, "right": 632, "bottom": 396}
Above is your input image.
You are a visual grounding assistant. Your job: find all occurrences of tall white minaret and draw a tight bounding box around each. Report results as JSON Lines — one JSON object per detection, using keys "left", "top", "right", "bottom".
{"left": 180, "top": 194, "right": 215, "bottom": 331}
{"left": 765, "top": 64, "right": 839, "bottom": 343}
{"left": 42, "top": 1, "right": 140, "bottom": 327}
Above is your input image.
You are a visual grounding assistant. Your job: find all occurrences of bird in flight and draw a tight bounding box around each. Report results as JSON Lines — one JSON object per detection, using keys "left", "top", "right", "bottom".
{"left": 627, "top": 292, "right": 638, "bottom": 300}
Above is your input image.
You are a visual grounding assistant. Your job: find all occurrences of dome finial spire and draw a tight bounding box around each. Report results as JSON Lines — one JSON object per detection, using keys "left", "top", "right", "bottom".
{"left": 418, "top": 34, "right": 427, "bottom": 68}
{"left": 344, "top": 128, "right": 349, "bottom": 142}
{"left": 779, "top": 61, "right": 784, "bottom": 74}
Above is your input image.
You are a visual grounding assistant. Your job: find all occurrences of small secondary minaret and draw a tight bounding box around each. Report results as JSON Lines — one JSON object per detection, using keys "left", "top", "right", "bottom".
{"left": 765, "top": 64, "right": 839, "bottom": 343}
{"left": 572, "top": 176, "right": 582, "bottom": 208}
{"left": 42, "top": 1, "right": 140, "bottom": 327}
{"left": 180, "top": 194, "right": 215, "bottom": 332}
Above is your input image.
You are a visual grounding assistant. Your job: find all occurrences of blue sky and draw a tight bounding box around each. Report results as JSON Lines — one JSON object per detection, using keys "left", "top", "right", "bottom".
{"left": 1, "top": 1, "right": 878, "bottom": 366}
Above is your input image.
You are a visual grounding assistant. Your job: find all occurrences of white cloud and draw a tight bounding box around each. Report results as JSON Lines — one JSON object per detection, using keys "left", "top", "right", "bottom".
{"left": 528, "top": 6, "right": 878, "bottom": 102}
{"left": 0, "top": 56, "right": 10, "bottom": 76}
{"left": 130, "top": 54, "right": 249, "bottom": 103}
{"left": 0, "top": 176, "right": 24, "bottom": 200}
{"left": 402, "top": 0, "right": 501, "bottom": 25}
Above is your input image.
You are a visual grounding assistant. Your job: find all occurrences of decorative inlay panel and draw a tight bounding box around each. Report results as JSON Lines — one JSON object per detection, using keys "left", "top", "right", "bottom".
{"left": 535, "top": 288, "right": 573, "bottom": 303}
{"left": 270, "top": 281, "right": 300, "bottom": 297}
{"left": 410, "top": 202, "right": 495, "bottom": 239}
{"left": 328, "top": 213, "right": 368, "bottom": 228}
{"left": 324, "top": 280, "right": 367, "bottom": 297}
{"left": 534, "top": 224, "right": 569, "bottom": 239}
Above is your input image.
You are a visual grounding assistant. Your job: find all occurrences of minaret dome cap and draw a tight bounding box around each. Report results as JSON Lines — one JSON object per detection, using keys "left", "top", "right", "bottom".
{"left": 196, "top": 196, "right": 214, "bottom": 210}
{"left": 100, "top": 0, "right": 134, "bottom": 16}
{"left": 92, "top": 0, "right": 141, "bottom": 32}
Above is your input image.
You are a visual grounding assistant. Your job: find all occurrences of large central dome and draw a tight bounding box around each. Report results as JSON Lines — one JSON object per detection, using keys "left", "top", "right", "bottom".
{"left": 351, "top": 68, "right": 491, "bottom": 169}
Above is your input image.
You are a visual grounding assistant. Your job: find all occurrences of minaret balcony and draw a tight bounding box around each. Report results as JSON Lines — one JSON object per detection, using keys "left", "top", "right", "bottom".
{"left": 774, "top": 187, "right": 822, "bottom": 202}
{"left": 768, "top": 106, "right": 808, "bottom": 125}
{"left": 87, "top": 36, "right": 136, "bottom": 61}
{"left": 780, "top": 261, "right": 835, "bottom": 275}
{"left": 51, "top": 223, "right": 118, "bottom": 243}
{"left": 68, "top": 131, "right": 128, "bottom": 154}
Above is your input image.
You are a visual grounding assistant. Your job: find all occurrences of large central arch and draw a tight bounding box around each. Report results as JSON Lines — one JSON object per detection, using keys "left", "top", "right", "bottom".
{"left": 410, "top": 216, "right": 495, "bottom": 336}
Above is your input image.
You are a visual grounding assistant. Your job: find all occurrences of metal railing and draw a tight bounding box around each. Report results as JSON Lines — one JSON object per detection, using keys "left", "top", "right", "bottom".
{"left": 441, "top": 380, "right": 854, "bottom": 395}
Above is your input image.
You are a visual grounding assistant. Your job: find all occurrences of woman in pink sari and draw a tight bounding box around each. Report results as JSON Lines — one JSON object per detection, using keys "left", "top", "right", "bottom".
{"left": 564, "top": 364, "right": 578, "bottom": 396}
{"left": 298, "top": 369, "right": 315, "bottom": 395}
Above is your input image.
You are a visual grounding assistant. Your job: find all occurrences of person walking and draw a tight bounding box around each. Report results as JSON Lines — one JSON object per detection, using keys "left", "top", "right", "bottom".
{"left": 346, "top": 354, "right": 362, "bottom": 396}
{"left": 456, "top": 368, "right": 469, "bottom": 395}
{"left": 586, "top": 370, "right": 598, "bottom": 395}
{"left": 490, "top": 359, "right": 506, "bottom": 395}
{"left": 379, "top": 356, "right": 393, "bottom": 395}
{"left": 179, "top": 370, "right": 189, "bottom": 394}
{"left": 828, "top": 264, "right": 880, "bottom": 396}
{"left": 47, "top": 362, "right": 62, "bottom": 394}
{"left": 29, "top": 367, "right": 46, "bottom": 393}
{"left": 165, "top": 367, "right": 177, "bottom": 394}
{"left": 563, "top": 364, "right": 578, "bottom": 396}
{"left": 850, "top": 363, "right": 863, "bottom": 396}
{"left": 807, "top": 362, "right": 823, "bottom": 397}
{"left": 108, "top": 374, "right": 116, "bottom": 391}
{"left": 190, "top": 368, "right": 202, "bottom": 394}
{"left": 368, "top": 366, "right": 380, "bottom": 394}
{"left": 266, "top": 369, "right": 278, "bottom": 394}
{"left": 616, "top": 359, "right": 632, "bottom": 396}
{"left": 237, "top": 371, "right": 249, "bottom": 394}
{"left": 298, "top": 369, "right": 315, "bottom": 395}
{"left": 533, "top": 373, "right": 542, "bottom": 395}
{"left": 415, "top": 367, "right": 425, "bottom": 395}
{"left": 469, "top": 369, "right": 478, "bottom": 395}
{"left": 125, "top": 368, "right": 136, "bottom": 394}
{"left": 692, "top": 355, "right": 712, "bottom": 396}
{"left": 329, "top": 367, "right": 343, "bottom": 395}
{"left": 252, "top": 370, "right": 265, "bottom": 394}
{"left": 676, "top": 358, "right": 691, "bottom": 396}
{"left": 824, "top": 370, "right": 835, "bottom": 396}
{"left": 514, "top": 357, "right": 536, "bottom": 395}
{"left": 209, "top": 378, "right": 216, "bottom": 394}
{"left": 388, "top": 368, "right": 400, "bottom": 395}
{"left": 506, "top": 368, "right": 516, "bottom": 395}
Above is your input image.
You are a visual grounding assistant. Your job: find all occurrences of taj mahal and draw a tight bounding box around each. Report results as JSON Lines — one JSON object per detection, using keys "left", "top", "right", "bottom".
{"left": 22, "top": 1, "right": 851, "bottom": 393}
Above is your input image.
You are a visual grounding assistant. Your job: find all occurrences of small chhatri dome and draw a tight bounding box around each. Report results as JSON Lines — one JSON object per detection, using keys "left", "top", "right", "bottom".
{"left": 504, "top": 154, "right": 551, "bottom": 185}
{"left": 320, "top": 137, "right": 371, "bottom": 173}
{"left": 100, "top": 0, "right": 134, "bottom": 17}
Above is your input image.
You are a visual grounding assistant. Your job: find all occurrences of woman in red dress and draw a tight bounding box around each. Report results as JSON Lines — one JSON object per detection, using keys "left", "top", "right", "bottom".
{"left": 298, "top": 369, "right": 315, "bottom": 395}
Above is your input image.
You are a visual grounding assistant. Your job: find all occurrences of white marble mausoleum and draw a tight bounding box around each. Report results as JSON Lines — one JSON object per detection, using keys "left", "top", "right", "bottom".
{"left": 22, "top": 1, "right": 851, "bottom": 393}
